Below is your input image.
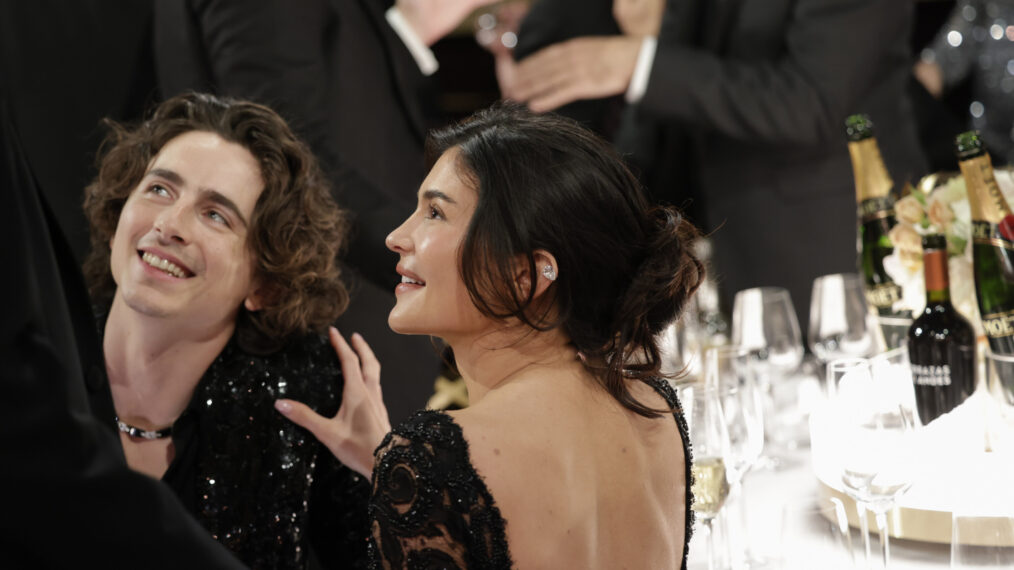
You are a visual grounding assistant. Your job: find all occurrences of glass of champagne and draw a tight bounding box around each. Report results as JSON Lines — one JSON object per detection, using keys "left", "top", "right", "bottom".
{"left": 681, "top": 382, "right": 732, "bottom": 570}
{"left": 704, "top": 345, "right": 765, "bottom": 567}
{"left": 808, "top": 273, "right": 877, "bottom": 365}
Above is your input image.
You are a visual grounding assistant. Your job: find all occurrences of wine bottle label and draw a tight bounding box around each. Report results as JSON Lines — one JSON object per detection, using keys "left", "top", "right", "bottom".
{"left": 960, "top": 154, "right": 1012, "bottom": 223}
{"left": 858, "top": 197, "right": 895, "bottom": 222}
{"left": 865, "top": 282, "right": 902, "bottom": 309}
{"left": 971, "top": 221, "right": 1014, "bottom": 250}
{"left": 981, "top": 308, "right": 1014, "bottom": 339}
{"left": 849, "top": 138, "right": 894, "bottom": 203}
{"left": 911, "top": 363, "right": 952, "bottom": 386}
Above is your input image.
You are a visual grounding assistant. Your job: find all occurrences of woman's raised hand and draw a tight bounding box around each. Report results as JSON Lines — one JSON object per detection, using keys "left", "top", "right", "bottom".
{"left": 275, "top": 328, "right": 391, "bottom": 478}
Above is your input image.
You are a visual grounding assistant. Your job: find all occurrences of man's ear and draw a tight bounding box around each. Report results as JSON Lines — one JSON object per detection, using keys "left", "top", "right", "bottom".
{"left": 514, "top": 249, "right": 559, "bottom": 299}
{"left": 244, "top": 284, "right": 267, "bottom": 312}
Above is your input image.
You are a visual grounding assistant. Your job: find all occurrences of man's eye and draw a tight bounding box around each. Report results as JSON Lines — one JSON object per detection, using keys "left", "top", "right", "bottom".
{"left": 207, "top": 210, "right": 228, "bottom": 225}
{"left": 149, "top": 184, "right": 170, "bottom": 197}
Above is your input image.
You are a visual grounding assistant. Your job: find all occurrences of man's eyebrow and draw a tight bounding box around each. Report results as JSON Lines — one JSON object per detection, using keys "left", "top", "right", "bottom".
{"left": 146, "top": 167, "right": 250, "bottom": 228}
{"left": 147, "top": 167, "right": 184, "bottom": 186}
{"left": 199, "top": 189, "right": 249, "bottom": 228}
{"left": 422, "top": 189, "right": 457, "bottom": 204}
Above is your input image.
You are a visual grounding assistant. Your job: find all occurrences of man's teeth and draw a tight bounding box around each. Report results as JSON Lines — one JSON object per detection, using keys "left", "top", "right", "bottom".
{"left": 141, "top": 252, "right": 187, "bottom": 278}
{"left": 401, "top": 275, "right": 424, "bottom": 286}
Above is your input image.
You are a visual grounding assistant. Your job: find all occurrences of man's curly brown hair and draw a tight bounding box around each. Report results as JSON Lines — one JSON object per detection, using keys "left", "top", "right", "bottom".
{"left": 83, "top": 92, "right": 348, "bottom": 353}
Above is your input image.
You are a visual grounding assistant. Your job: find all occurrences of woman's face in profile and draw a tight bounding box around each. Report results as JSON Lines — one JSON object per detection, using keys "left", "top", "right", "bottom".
{"left": 385, "top": 148, "right": 488, "bottom": 341}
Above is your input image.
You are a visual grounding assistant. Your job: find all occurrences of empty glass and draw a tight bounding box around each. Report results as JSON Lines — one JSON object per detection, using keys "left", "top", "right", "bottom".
{"left": 733, "top": 287, "right": 805, "bottom": 384}
{"left": 830, "top": 354, "right": 918, "bottom": 568}
{"left": 808, "top": 273, "right": 877, "bottom": 364}
{"left": 733, "top": 287, "right": 804, "bottom": 467}
{"left": 777, "top": 497, "right": 855, "bottom": 569}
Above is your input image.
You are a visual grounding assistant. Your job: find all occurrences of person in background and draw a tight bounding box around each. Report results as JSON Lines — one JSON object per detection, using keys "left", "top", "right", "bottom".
{"left": 154, "top": 0, "right": 500, "bottom": 423}
{"left": 82, "top": 92, "right": 371, "bottom": 569}
{"left": 279, "top": 104, "right": 701, "bottom": 568}
{"left": 508, "top": 0, "right": 929, "bottom": 328}
{"left": 914, "top": 0, "right": 1014, "bottom": 166}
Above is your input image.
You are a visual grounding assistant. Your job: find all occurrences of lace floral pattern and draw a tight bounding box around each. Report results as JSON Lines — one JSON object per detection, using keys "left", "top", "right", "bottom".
{"left": 366, "top": 377, "right": 693, "bottom": 569}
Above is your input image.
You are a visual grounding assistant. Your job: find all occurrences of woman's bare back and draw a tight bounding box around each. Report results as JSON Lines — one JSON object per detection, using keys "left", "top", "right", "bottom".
{"left": 454, "top": 372, "right": 690, "bottom": 569}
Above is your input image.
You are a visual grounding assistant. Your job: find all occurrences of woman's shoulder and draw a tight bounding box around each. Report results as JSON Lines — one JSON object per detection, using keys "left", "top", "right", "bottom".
{"left": 369, "top": 410, "right": 513, "bottom": 569}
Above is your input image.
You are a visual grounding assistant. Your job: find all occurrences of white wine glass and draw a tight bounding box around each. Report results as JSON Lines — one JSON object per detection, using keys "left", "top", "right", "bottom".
{"left": 681, "top": 383, "right": 732, "bottom": 570}
{"left": 732, "top": 287, "right": 804, "bottom": 466}
{"left": 831, "top": 353, "right": 917, "bottom": 568}
{"left": 808, "top": 273, "right": 877, "bottom": 364}
{"left": 733, "top": 287, "right": 805, "bottom": 383}
{"left": 704, "top": 345, "right": 765, "bottom": 567}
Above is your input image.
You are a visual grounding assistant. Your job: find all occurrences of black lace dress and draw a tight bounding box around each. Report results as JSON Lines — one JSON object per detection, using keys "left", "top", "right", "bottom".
{"left": 366, "top": 377, "right": 694, "bottom": 569}
{"left": 86, "top": 326, "right": 372, "bottom": 569}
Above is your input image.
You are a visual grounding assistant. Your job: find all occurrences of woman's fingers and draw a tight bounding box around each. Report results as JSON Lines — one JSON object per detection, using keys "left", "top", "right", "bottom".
{"left": 275, "top": 399, "right": 333, "bottom": 445}
{"left": 350, "top": 333, "right": 380, "bottom": 380}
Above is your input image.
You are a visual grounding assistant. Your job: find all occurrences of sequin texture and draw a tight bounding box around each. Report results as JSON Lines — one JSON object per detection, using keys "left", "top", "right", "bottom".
{"left": 924, "top": 0, "right": 1014, "bottom": 164}
{"left": 89, "top": 317, "right": 371, "bottom": 569}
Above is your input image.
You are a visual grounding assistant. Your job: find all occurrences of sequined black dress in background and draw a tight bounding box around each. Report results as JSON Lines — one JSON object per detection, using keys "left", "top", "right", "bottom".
{"left": 922, "top": 0, "right": 1014, "bottom": 165}
{"left": 87, "top": 327, "right": 371, "bottom": 569}
{"left": 366, "top": 377, "right": 694, "bottom": 570}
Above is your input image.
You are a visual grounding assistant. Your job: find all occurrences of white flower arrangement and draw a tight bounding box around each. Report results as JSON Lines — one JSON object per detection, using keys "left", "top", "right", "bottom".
{"left": 881, "top": 169, "right": 1014, "bottom": 336}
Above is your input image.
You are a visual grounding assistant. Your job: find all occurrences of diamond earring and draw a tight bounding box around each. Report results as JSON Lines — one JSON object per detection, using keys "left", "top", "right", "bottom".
{"left": 541, "top": 264, "right": 557, "bottom": 281}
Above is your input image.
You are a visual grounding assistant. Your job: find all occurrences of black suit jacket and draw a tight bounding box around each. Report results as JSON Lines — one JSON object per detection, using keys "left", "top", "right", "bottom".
{"left": 154, "top": 0, "right": 443, "bottom": 423}
{"left": 0, "top": 100, "right": 245, "bottom": 569}
{"left": 519, "top": 0, "right": 929, "bottom": 324}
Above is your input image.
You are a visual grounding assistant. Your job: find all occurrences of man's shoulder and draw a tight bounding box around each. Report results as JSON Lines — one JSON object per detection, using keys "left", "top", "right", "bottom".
{"left": 210, "top": 331, "right": 341, "bottom": 413}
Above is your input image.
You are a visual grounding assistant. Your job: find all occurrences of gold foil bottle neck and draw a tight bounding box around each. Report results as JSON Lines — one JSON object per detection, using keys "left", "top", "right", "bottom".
{"left": 849, "top": 138, "right": 894, "bottom": 204}
{"left": 959, "top": 153, "right": 1012, "bottom": 223}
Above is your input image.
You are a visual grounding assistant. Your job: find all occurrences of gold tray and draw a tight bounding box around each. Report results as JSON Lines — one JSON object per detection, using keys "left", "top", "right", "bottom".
{"left": 816, "top": 478, "right": 1014, "bottom": 547}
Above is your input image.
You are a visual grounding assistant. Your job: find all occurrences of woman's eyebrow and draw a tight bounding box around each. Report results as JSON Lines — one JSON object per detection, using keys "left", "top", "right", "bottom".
{"left": 422, "top": 189, "right": 457, "bottom": 204}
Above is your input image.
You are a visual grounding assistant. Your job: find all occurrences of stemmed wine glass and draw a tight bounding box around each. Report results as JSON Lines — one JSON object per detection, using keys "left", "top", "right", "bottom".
{"left": 808, "top": 273, "right": 877, "bottom": 366}
{"left": 704, "top": 345, "right": 765, "bottom": 567}
{"left": 829, "top": 352, "right": 917, "bottom": 568}
{"left": 732, "top": 287, "right": 804, "bottom": 464}
{"left": 680, "top": 382, "right": 732, "bottom": 570}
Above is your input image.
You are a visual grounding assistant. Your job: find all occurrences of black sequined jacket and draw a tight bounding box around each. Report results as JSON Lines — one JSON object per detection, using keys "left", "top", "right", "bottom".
{"left": 366, "top": 377, "right": 694, "bottom": 569}
{"left": 87, "top": 326, "right": 371, "bottom": 569}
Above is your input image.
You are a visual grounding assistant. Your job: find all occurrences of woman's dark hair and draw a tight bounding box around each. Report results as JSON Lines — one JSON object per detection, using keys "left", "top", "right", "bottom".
{"left": 83, "top": 92, "right": 348, "bottom": 353}
{"left": 427, "top": 103, "right": 704, "bottom": 417}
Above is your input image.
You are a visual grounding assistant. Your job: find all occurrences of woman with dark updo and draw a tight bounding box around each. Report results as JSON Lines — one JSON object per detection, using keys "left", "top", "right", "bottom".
{"left": 279, "top": 103, "right": 702, "bottom": 569}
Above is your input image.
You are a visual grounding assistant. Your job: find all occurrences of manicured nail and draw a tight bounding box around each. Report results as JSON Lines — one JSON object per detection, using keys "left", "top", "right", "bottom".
{"left": 275, "top": 400, "right": 292, "bottom": 413}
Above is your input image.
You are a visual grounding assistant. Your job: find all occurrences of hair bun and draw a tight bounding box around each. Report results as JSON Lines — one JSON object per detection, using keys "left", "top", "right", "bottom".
{"left": 615, "top": 205, "right": 704, "bottom": 339}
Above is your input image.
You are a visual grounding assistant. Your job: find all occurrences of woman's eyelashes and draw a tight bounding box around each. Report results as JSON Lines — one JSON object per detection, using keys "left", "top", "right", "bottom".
{"left": 425, "top": 203, "right": 445, "bottom": 221}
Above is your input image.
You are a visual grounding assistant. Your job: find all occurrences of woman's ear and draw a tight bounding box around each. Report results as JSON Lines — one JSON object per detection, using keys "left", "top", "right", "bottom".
{"left": 513, "top": 249, "right": 559, "bottom": 300}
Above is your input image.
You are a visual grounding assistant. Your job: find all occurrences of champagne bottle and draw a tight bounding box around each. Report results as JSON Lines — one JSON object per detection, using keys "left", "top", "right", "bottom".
{"left": 907, "top": 234, "right": 975, "bottom": 424}
{"left": 845, "top": 114, "right": 910, "bottom": 348}
{"left": 955, "top": 131, "right": 1014, "bottom": 355}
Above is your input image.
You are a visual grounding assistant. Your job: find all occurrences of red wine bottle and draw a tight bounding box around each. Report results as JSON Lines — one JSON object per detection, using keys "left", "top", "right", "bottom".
{"left": 907, "top": 234, "right": 976, "bottom": 424}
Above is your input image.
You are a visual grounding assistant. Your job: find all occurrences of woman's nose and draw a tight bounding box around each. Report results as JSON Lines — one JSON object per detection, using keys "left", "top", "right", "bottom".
{"left": 385, "top": 219, "right": 413, "bottom": 253}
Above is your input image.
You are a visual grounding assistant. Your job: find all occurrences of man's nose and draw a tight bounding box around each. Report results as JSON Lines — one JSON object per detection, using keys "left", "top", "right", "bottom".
{"left": 153, "top": 203, "right": 190, "bottom": 244}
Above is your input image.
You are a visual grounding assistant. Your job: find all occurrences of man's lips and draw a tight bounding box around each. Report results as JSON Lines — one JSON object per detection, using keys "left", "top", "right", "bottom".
{"left": 138, "top": 249, "right": 193, "bottom": 278}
